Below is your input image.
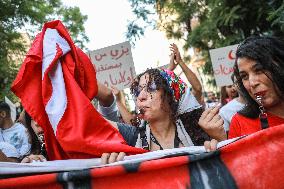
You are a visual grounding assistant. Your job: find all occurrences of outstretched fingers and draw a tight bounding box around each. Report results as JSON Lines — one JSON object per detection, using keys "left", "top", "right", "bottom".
{"left": 205, "top": 105, "right": 221, "bottom": 122}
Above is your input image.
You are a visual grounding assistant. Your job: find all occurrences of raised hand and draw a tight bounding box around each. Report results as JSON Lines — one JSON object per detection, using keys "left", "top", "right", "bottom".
{"left": 170, "top": 43, "right": 182, "bottom": 64}
{"left": 168, "top": 52, "right": 178, "bottom": 71}
{"left": 111, "top": 86, "right": 123, "bottom": 102}
{"left": 198, "top": 105, "right": 227, "bottom": 141}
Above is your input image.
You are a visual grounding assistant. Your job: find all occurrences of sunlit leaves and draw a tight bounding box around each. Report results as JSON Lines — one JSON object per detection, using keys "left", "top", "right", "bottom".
{"left": 0, "top": 0, "right": 88, "bottom": 100}
{"left": 126, "top": 0, "right": 284, "bottom": 87}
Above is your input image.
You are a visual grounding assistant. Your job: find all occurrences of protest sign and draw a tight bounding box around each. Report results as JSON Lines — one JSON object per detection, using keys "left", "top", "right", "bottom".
{"left": 209, "top": 44, "right": 238, "bottom": 87}
{"left": 89, "top": 41, "right": 136, "bottom": 90}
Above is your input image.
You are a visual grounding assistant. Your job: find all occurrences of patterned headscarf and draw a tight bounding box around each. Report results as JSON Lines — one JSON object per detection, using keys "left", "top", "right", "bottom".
{"left": 158, "top": 69, "right": 187, "bottom": 102}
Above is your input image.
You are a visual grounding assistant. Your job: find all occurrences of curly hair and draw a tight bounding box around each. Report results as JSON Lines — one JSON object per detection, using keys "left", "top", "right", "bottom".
{"left": 130, "top": 68, "right": 179, "bottom": 122}
{"left": 234, "top": 36, "right": 284, "bottom": 118}
{"left": 0, "top": 101, "right": 11, "bottom": 117}
{"left": 130, "top": 68, "right": 210, "bottom": 145}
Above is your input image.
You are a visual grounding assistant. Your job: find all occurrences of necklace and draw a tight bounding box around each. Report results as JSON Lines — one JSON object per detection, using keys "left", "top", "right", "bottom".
{"left": 150, "top": 130, "right": 180, "bottom": 150}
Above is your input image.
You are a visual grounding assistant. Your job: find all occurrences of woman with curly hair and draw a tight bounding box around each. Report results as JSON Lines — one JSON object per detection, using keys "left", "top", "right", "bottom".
{"left": 101, "top": 68, "right": 226, "bottom": 164}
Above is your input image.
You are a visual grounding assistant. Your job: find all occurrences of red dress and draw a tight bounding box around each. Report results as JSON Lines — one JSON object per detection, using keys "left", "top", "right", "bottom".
{"left": 228, "top": 112, "right": 284, "bottom": 139}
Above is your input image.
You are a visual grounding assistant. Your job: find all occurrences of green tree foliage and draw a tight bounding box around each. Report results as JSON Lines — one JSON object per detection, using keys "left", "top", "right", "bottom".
{"left": 0, "top": 0, "right": 89, "bottom": 101}
{"left": 126, "top": 0, "right": 284, "bottom": 86}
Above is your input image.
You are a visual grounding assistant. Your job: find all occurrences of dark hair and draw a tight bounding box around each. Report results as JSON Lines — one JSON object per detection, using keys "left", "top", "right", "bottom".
{"left": 220, "top": 85, "right": 238, "bottom": 106}
{"left": 178, "top": 108, "right": 210, "bottom": 145}
{"left": 130, "top": 68, "right": 179, "bottom": 122}
{"left": 130, "top": 68, "right": 210, "bottom": 145}
{"left": 234, "top": 36, "right": 284, "bottom": 118}
{"left": 24, "top": 111, "right": 41, "bottom": 155}
{"left": 220, "top": 86, "right": 229, "bottom": 106}
{"left": 231, "top": 73, "right": 245, "bottom": 99}
{"left": 0, "top": 101, "right": 11, "bottom": 117}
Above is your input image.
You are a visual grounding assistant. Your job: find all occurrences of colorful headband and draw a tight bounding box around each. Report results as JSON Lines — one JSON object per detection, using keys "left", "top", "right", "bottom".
{"left": 158, "top": 69, "right": 187, "bottom": 102}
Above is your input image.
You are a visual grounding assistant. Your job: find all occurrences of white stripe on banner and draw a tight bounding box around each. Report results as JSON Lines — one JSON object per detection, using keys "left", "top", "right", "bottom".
{"left": 197, "top": 162, "right": 211, "bottom": 189}
{"left": 42, "top": 28, "right": 71, "bottom": 134}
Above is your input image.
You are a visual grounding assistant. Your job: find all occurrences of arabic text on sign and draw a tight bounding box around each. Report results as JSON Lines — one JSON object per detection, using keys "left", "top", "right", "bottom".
{"left": 103, "top": 67, "right": 135, "bottom": 88}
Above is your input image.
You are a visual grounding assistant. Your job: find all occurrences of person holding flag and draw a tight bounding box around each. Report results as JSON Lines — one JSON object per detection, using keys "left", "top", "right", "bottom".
{"left": 11, "top": 20, "right": 145, "bottom": 160}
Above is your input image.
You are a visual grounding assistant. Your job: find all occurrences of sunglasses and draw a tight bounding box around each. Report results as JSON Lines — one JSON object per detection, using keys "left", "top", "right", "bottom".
{"left": 133, "top": 82, "right": 157, "bottom": 97}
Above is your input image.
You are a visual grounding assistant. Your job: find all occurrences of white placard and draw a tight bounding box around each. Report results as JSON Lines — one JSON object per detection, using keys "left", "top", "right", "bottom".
{"left": 88, "top": 41, "right": 136, "bottom": 90}
{"left": 209, "top": 44, "right": 238, "bottom": 87}
{"left": 4, "top": 96, "right": 16, "bottom": 122}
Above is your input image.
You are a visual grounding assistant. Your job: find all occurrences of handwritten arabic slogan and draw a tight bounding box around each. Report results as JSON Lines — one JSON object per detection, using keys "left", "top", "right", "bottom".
{"left": 88, "top": 41, "right": 136, "bottom": 90}
{"left": 209, "top": 44, "right": 238, "bottom": 87}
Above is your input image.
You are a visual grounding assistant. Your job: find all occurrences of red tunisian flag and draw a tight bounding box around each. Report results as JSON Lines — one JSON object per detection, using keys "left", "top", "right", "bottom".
{"left": 11, "top": 20, "right": 145, "bottom": 160}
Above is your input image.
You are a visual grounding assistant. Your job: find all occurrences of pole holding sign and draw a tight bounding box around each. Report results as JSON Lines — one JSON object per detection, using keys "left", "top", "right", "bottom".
{"left": 209, "top": 44, "right": 238, "bottom": 87}
{"left": 88, "top": 41, "right": 136, "bottom": 90}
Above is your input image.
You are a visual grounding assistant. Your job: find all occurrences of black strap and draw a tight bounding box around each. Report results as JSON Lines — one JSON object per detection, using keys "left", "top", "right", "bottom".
{"left": 138, "top": 126, "right": 149, "bottom": 150}
{"left": 150, "top": 130, "right": 180, "bottom": 150}
{"left": 150, "top": 133, "right": 163, "bottom": 150}
{"left": 174, "top": 131, "right": 181, "bottom": 148}
{"left": 260, "top": 113, "right": 269, "bottom": 129}
{"left": 256, "top": 95, "right": 269, "bottom": 130}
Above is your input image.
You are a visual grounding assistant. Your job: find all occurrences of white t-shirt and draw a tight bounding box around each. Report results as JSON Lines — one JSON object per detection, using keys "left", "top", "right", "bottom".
{"left": 0, "top": 132, "right": 4, "bottom": 142}
{"left": 205, "top": 101, "right": 219, "bottom": 109}
{"left": 0, "top": 142, "right": 21, "bottom": 158}
{"left": 219, "top": 98, "right": 245, "bottom": 132}
{"left": 0, "top": 122, "right": 31, "bottom": 158}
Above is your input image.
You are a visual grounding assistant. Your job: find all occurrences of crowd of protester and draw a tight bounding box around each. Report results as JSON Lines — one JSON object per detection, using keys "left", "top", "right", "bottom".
{"left": 1, "top": 36, "right": 284, "bottom": 165}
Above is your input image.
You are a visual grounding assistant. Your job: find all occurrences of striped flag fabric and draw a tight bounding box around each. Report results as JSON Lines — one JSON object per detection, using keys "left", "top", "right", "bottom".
{"left": 11, "top": 20, "right": 145, "bottom": 160}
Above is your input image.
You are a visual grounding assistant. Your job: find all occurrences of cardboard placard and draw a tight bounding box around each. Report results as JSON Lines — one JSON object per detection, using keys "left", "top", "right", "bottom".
{"left": 209, "top": 44, "right": 238, "bottom": 87}
{"left": 89, "top": 41, "right": 136, "bottom": 90}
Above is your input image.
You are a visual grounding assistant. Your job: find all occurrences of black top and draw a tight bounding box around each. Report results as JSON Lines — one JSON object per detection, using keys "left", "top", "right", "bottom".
{"left": 117, "top": 108, "right": 211, "bottom": 147}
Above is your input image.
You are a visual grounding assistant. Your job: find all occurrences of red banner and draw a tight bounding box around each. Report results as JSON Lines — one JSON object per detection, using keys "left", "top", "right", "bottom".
{"left": 1, "top": 124, "right": 283, "bottom": 189}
